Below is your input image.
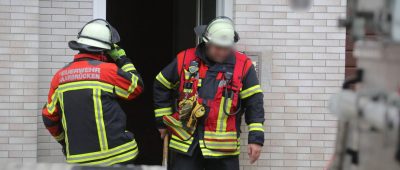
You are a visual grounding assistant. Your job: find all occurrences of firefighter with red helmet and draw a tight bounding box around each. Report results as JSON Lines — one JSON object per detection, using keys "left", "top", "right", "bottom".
{"left": 42, "top": 19, "right": 143, "bottom": 165}
{"left": 154, "top": 16, "right": 265, "bottom": 170}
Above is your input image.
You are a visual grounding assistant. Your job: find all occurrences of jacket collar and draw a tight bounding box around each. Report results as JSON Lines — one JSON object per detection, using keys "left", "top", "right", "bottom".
{"left": 73, "top": 53, "right": 109, "bottom": 62}
{"left": 195, "top": 43, "right": 236, "bottom": 66}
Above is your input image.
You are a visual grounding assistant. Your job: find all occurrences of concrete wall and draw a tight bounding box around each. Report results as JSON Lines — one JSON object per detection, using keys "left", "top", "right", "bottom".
{"left": 234, "top": 0, "right": 346, "bottom": 169}
{"left": 0, "top": 0, "right": 347, "bottom": 169}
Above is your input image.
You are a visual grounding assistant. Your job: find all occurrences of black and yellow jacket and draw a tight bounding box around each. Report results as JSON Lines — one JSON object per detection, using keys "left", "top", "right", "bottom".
{"left": 42, "top": 53, "right": 143, "bottom": 165}
{"left": 153, "top": 43, "right": 265, "bottom": 158}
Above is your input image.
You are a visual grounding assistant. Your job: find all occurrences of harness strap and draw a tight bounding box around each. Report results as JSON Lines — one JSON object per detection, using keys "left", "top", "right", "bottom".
{"left": 232, "top": 51, "right": 252, "bottom": 92}
{"left": 176, "top": 49, "right": 253, "bottom": 107}
{"left": 177, "top": 48, "right": 200, "bottom": 99}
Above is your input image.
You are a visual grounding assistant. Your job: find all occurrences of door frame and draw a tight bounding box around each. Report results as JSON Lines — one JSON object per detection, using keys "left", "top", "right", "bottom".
{"left": 93, "top": 0, "right": 106, "bottom": 19}
{"left": 93, "top": 0, "right": 233, "bottom": 20}
{"left": 216, "top": 0, "right": 233, "bottom": 18}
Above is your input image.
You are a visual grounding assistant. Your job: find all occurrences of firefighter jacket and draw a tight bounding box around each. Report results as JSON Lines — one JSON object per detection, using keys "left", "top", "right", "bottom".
{"left": 153, "top": 43, "right": 265, "bottom": 158}
{"left": 42, "top": 53, "right": 143, "bottom": 165}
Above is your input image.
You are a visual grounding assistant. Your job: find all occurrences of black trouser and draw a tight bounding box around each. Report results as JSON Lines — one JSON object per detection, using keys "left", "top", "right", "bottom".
{"left": 168, "top": 145, "right": 239, "bottom": 170}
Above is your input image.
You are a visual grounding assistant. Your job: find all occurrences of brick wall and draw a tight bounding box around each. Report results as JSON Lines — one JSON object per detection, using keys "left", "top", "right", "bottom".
{"left": 234, "top": 0, "right": 346, "bottom": 169}
{"left": 0, "top": 0, "right": 40, "bottom": 164}
{"left": 37, "top": 0, "right": 93, "bottom": 162}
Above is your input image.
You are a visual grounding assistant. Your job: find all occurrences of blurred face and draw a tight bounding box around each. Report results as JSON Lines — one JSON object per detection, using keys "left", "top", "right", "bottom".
{"left": 206, "top": 44, "right": 232, "bottom": 63}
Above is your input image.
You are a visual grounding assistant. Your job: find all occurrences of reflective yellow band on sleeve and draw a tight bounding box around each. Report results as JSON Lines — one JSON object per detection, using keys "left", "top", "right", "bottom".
{"left": 169, "top": 135, "right": 191, "bottom": 153}
{"left": 155, "top": 107, "right": 173, "bottom": 117}
{"left": 121, "top": 64, "right": 136, "bottom": 72}
{"left": 115, "top": 86, "right": 129, "bottom": 98}
{"left": 46, "top": 92, "right": 58, "bottom": 114}
{"left": 54, "top": 132, "right": 65, "bottom": 142}
{"left": 115, "top": 74, "right": 139, "bottom": 99}
{"left": 240, "top": 85, "right": 263, "bottom": 99}
{"left": 156, "top": 72, "right": 174, "bottom": 89}
{"left": 127, "top": 74, "right": 139, "bottom": 93}
{"left": 249, "top": 123, "right": 264, "bottom": 132}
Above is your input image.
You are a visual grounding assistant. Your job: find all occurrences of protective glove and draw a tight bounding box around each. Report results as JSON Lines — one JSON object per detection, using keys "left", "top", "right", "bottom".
{"left": 107, "top": 44, "right": 126, "bottom": 61}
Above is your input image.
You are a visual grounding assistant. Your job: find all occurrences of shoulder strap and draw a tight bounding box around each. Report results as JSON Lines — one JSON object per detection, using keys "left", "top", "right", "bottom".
{"left": 232, "top": 51, "right": 252, "bottom": 90}
{"left": 177, "top": 48, "right": 197, "bottom": 75}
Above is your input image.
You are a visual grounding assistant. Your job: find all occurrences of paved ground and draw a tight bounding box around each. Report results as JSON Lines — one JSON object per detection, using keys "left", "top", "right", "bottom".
{"left": 3, "top": 163, "right": 166, "bottom": 170}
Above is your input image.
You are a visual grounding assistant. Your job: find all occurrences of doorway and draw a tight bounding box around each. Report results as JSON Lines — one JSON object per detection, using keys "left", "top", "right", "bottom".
{"left": 107, "top": 0, "right": 216, "bottom": 165}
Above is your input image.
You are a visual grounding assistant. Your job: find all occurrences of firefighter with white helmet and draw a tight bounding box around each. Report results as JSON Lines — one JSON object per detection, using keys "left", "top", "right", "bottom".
{"left": 154, "top": 16, "right": 265, "bottom": 170}
{"left": 42, "top": 19, "right": 144, "bottom": 165}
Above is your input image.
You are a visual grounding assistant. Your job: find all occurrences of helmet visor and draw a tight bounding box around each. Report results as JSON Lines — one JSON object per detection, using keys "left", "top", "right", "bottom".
{"left": 108, "top": 24, "right": 120, "bottom": 44}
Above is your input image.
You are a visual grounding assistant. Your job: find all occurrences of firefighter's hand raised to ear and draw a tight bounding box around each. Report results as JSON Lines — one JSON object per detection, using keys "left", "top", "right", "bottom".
{"left": 248, "top": 143, "right": 262, "bottom": 164}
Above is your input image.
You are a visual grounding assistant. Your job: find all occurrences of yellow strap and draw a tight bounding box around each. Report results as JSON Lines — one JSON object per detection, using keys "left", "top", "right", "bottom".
{"left": 240, "top": 85, "right": 263, "bottom": 99}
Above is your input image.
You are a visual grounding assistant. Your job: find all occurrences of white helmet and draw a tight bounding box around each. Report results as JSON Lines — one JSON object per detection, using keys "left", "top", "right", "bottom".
{"left": 195, "top": 16, "right": 239, "bottom": 47}
{"left": 70, "top": 19, "right": 120, "bottom": 51}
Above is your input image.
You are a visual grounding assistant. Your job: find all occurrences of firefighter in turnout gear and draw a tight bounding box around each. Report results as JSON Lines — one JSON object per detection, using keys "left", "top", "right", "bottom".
{"left": 154, "top": 16, "right": 265, "bottom": 170}
{"left": 42, "top": 19, "right": 144, "bottom": 165}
